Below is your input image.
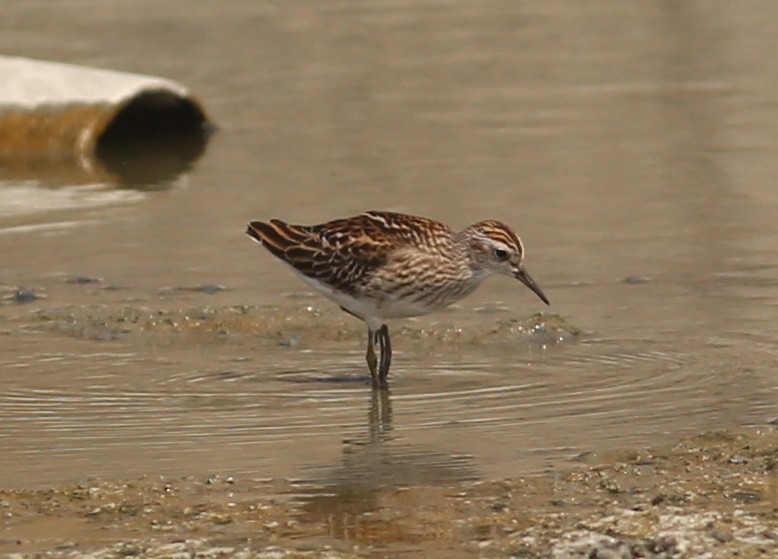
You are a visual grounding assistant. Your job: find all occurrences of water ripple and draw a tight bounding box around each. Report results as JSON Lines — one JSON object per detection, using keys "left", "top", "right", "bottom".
{"left": 0, "top": 339, "right": 773, "bottom": 488}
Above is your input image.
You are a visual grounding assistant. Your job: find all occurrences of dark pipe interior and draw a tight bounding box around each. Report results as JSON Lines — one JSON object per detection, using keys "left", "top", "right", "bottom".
{"left": 97, "top": 90, "right": 209, "bottom": 143}
{"left": 94, "top": 90, "right": 213, "bottom": 188}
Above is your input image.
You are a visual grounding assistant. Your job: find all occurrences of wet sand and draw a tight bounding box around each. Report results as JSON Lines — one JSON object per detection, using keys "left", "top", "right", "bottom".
{"left": 1, "top": 296, "right": 775, "bottom": 557}
{"left": 1, "top": 428, "right": 775, "bottom": 558}
{"left": 1, "top": 299, "right": 775, "bottom": 557}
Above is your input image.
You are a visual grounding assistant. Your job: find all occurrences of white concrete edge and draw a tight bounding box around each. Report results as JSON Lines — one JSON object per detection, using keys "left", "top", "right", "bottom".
{"left": 0, "top": 55, "right": 191, "bottom": 108}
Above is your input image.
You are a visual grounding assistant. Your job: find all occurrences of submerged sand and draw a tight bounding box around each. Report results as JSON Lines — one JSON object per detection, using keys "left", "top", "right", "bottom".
{"left": 1, "top": 428, "right": 776, "bottom": 558}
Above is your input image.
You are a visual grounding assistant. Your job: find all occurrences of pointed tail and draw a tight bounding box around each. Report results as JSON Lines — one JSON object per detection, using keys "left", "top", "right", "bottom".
{"left": 246, "top": 219, "right": 310, "bottom": 260}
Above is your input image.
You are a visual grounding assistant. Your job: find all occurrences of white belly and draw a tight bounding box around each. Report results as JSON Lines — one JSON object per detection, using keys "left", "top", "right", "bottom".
{"left": 292, "top": 268, "right": 482, "bottom": 330}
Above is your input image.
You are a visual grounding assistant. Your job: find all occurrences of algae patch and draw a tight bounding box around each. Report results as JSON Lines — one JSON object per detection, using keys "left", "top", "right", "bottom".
{"left": 10, "top": 304, "right": 580, "bottom": 350}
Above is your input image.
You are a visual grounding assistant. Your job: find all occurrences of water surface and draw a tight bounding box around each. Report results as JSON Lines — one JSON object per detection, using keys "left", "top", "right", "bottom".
{"left": 0, "top": 0, "right": 777, "bottom": 490}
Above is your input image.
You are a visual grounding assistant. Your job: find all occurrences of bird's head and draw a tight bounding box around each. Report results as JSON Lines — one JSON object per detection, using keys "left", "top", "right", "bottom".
{"left": 465, "top": 220, "right": 550, "bottom": 305}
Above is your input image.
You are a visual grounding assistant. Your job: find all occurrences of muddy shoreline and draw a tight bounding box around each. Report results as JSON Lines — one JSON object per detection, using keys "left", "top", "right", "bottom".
{"left": 2, "top": 297, "right": 776, "bottom": 557}
{"left": 1, "top": 428, "right": 776, "bottom": 558}
{"left": 1, "top": 288, "right": 579, "bottom": 350}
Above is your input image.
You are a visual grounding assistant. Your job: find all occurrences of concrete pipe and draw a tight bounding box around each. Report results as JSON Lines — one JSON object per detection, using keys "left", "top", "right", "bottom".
{"left": 0, "top": 55, "right": 213, "bottom": 187}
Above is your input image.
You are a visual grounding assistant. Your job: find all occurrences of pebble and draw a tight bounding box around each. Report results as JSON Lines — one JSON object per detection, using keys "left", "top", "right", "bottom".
{"left": 66, "top": 276, "right": 102, "bottom": 284}
{"left": 8, "top": 287, "right": 45, "bottom": 304}
{"left": 710, "top": 527, "right": 734, "bottom": 543}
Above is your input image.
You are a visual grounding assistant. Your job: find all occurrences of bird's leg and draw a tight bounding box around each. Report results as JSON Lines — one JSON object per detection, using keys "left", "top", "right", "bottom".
{"left": 365, "top": 327, "right": 378, "bottom": 385}
{"left": 341, "top": 307, "right": 380, "bottom": 386}
{"left": 377, "top": 324, "right": 392, "bottom": 388}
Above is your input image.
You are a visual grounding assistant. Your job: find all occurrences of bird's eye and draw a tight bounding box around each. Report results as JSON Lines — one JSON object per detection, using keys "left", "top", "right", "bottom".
{"left": 494, "top": 248, "right": 509, "bottom": 261}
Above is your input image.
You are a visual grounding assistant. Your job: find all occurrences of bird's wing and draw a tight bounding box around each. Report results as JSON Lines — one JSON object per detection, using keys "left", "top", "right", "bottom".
{"left": 247, "top": 216, "right": 388, "bottom": 293}
{"left": 247, "top": 212, "right": 454, "bottom": 293}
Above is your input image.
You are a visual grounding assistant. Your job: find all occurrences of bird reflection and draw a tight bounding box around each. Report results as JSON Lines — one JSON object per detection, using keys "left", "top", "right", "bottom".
{"left": 293, "top": 387, "right": 479, "bottom": 544}
{"left": 367, "top": 386, "right": 392, "bottom": 443}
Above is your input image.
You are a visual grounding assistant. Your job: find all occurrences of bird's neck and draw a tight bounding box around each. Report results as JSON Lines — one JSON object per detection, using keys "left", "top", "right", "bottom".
{"left": 453, "top": 228, "right": 487, "bottom": 275}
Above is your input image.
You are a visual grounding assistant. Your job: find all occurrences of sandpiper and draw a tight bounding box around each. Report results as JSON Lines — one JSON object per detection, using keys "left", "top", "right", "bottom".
{"left": 246, "top": 211, "right": 549, "bottom": 388}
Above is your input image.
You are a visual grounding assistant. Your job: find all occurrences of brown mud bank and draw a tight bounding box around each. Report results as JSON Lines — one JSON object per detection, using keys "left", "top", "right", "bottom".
{"left": 3, "top": 297, "right": 579, "bottom": 350}
{"left": 1, "top": 429, "right": 776, "bottom": 559}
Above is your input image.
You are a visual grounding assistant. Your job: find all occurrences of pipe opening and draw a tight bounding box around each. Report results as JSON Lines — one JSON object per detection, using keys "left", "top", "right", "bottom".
{"left": 96, "top": 90, "right": 210, "bottom": 148}
{"left": 94, "top": 90, "right": 213, "bottom": 187}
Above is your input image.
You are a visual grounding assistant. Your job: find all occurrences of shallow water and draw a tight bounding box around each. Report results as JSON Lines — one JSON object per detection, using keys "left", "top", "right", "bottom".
{"left": 1, "top": 0, "right": 777, "bottom": 491}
